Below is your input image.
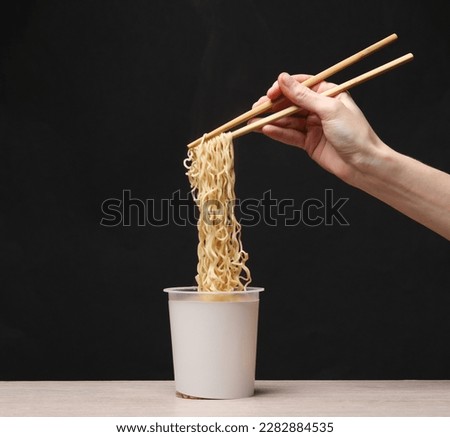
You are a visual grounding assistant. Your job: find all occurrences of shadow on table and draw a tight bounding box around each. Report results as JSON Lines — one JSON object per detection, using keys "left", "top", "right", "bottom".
{"left": 254, "top": 386, "right": 286, "bottom": 397}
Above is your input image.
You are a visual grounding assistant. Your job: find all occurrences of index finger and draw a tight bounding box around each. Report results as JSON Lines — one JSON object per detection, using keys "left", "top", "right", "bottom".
{"left": 267, "top": 74, "right": 313, "bottom": 100}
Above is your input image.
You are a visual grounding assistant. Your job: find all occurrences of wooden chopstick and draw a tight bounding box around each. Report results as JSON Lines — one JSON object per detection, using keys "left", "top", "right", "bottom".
{"left": 231, "top": 53, "right": 414, "bottom": 139}
{"left": 187, "top": 33, "right": 398, "bottom": 149}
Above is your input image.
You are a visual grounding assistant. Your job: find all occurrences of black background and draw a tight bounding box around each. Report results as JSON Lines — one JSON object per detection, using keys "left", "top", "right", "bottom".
{"left": 1, "top": 0, "right": 449, "bottom": 381}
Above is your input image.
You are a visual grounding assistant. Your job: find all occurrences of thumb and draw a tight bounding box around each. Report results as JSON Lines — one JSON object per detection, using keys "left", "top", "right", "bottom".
{"left": 278, "top": 72, "right": 334, "bottom": 119}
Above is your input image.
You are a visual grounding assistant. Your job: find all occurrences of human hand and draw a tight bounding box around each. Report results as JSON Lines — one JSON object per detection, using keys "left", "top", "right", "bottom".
{"left": 252, "top": 72, "right": 387, "bottom": 183}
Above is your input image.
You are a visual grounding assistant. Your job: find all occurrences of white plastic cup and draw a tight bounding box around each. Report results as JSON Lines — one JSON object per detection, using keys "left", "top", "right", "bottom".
{"left": 164, "top": 286, "right": 263, "bottom": 399}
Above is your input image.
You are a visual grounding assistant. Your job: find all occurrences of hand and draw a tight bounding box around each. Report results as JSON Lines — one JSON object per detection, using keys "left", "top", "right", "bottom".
{"left": 252, "top": 73, "right": 450, "bottom": 240}
{"left": 252, "top": 72, "right": 386, "bottom": 183}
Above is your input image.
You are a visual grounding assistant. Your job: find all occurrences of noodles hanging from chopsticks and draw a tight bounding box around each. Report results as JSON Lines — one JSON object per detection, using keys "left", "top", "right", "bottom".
{"left": 184, "top": 132, "right": 251, "bottom": 291}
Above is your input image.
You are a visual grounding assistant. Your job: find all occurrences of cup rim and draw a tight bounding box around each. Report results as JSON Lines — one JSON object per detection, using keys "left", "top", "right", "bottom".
{"left": 163, "top": 286, "right": 264, "bottom": 295}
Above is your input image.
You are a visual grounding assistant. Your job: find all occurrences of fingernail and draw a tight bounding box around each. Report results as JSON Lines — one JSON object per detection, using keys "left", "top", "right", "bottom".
{"left": 280, "top": 72, "right": 293, "bottom": 84}
{"left": 252, "top": 97, "right": 263, "bottom": 108}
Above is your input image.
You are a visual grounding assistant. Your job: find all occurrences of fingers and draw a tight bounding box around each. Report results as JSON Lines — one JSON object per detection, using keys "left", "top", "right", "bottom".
{"left": 251, "top": 94, "right": 290, "bottom": 113}
{"left": 254, "top": 73, "right": 338, "bottom": 117}
{"left": 248, "top": 112, "right": 308, "bottom": 133}
{"left": 252, "top": 95, "right": 270, "bottom": 109}
{"left": 277, "top": 72, "right": 336, "bottom": 119}
{"left": 267, "top": 74, "right": 313, "bottom": 100}
{"left": 253, "top": 74, "right": 314, "bottom": 107}
{"left": 247, "top": 116, "right": 306, "bottom": 134}
{"left": 260, "top": 124, "right": 306, "bottom": 149}
{"left": 266, "top": 115, "right": 307, "bottom": 131}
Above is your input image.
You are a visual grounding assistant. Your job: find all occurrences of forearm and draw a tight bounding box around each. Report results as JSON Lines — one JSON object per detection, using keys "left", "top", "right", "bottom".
{"left": 348, "top": 142, "right": 450, "bottom": 240}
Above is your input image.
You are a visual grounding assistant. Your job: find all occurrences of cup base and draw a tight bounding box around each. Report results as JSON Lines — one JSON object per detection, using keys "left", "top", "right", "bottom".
{"left": 175, "top": 390, "right": 255, "bottom": 400}
{"left": 176, "top": 390, "right": 207, "bottom": 400}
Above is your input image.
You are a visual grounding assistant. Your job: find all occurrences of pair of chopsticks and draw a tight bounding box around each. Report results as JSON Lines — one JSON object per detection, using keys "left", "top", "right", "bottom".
{"left": 187, "top": 34, "right": 413, "bottom": 148}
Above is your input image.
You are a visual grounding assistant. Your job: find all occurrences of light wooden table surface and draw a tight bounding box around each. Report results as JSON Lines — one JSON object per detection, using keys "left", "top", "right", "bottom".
{"left": 0, "top": 380, "right": 449, "bottom": 417}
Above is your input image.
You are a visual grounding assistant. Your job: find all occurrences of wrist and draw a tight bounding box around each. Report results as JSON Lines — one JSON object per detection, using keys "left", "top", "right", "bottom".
{"left": 343, "top": 139, "right": 395, "bottom": 190}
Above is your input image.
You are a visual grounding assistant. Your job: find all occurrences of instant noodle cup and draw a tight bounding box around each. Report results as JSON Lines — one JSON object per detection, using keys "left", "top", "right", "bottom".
{"left": 164, "top": 286, "right": 263, "bottom": 399}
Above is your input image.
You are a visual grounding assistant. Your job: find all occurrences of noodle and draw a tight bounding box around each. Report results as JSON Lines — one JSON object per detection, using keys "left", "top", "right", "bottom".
{"left": 184, "top": 132, "right": 251, "bottom": 292}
